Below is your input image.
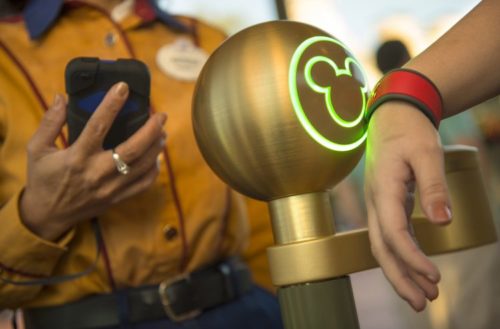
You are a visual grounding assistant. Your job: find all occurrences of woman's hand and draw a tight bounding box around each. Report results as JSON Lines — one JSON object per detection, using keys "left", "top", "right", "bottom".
{"left": 20, "top": 82, "right": 166, "bottom": 241}
{"left": 364, "top": 101, "right": 452, "bottom": 311}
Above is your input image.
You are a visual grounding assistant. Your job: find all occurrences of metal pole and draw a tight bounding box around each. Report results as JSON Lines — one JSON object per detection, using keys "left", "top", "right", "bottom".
{"left": 278, "top": 277, "right": 360, "bottom": 329}
{"left": 268, "top": 192, "right": 361, "bottom": 328}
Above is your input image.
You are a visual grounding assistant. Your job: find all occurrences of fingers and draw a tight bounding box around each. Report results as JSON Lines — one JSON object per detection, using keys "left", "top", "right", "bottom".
{"left": 410, "top": 143, "right": 452, "bottom": 225}
{"left": 75, "top": 82, "right": 129, "bottom": 153}
{"left": 93, "top": 112, "right": 166, "bottom": 177}
{"left": 373, "top": 184, "right": 440, "bottom": 282}
{"left": 72, "top": 108, "right": 166, "bottom": 202}
{"left": 28, "top": 94, "right": 67, "bottom": 155}
{"left": 95, "top": 132, "right": 165, "bottom": 201}
{"left": 117, "top": 132, "right": 165, "bottom": 181}
{"left": 113, "top": 112, "right": 167, "bottom": 164}
{"left": 365, "top": 153, "right": 440, "bottom": 311}
{"left": 367, "top": 200, "right": 427, "bottom": 311}
{"left": 367, "top": 199, "right": 431, "bottom": 311}
{"left": 408, "top": 270, "right": 439, "bottom": 301}
{"left": 111, "top": 163, "right": 160, "bottom": 204}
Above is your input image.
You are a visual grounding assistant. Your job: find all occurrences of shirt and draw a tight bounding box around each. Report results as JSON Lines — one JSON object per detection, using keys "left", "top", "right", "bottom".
{"left": 0, "top": 1, "right": 256, "bottom": 308}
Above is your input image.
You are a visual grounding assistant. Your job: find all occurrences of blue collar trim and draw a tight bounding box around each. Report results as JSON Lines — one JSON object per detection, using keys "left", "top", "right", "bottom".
{"left": 23, "top": 0, "right": 189, "bottom": 40}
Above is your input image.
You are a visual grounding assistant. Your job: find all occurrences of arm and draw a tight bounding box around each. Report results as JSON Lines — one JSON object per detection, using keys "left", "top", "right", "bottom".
{"left": 0, "top": 83, "right": 165, "bottom": 307}
{"left": 407, "top": 0, "right": 500, "bottom": 117}
{"left": 365, "top": 0, "right": 500, "bottom": 312}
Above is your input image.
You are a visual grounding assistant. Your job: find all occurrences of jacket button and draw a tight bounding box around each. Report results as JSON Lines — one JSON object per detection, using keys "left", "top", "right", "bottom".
{"left": 163, "top": 225, "right": 178, "bottom": 241}
{"left": 105, "top": 32, "right": 117, "bottom": 47}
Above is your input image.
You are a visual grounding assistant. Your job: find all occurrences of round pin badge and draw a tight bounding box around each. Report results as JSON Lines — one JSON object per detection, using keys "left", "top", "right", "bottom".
{"left": 156, "top": 38, "right": 209, "bottom": 82}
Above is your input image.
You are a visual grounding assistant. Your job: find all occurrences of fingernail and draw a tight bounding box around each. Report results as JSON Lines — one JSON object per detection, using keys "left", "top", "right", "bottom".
{"left": 158, "top": 113, "right": 167, "bottom": 125}
{"left": 429, "top": 294, "right": 438, "bottom": 302}
{"left": 427, "top": 274, "right": 439, "bottom": 283}
{"left": 160, "top": 137, "right": 166, "bottom": 148}
{"left": 429, "top": 201, "right": 452, "bottom": 224}
{"left": 115, "top": 82, "right": 128, "bottom": 97}
{"left": 409, "top": 299, "right": 425, "bottom": 312}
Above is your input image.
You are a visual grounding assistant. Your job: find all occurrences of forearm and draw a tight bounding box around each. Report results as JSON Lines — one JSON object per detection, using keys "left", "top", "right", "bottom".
{"left": 0, "top": 189, "right": 75, "bottom": 307}
{"left": 405, "top": 0, "right": 500, "bottom": 118}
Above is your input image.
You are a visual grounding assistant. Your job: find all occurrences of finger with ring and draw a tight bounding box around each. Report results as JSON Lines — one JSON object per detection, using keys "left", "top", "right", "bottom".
{"left": 112, "top": 149, "right": 130, "bottom": 175}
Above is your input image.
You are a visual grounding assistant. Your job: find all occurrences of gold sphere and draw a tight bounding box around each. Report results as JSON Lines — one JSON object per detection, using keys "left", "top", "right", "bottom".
{"left": 193, "top": 21, "right": 369, "bottom": 201}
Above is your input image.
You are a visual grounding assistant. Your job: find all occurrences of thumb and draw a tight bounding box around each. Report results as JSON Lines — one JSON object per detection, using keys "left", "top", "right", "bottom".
{"left": 29, "top": 94, "right": 67, "bottom": 153}
{"left": 412, "top": 144, "right": 452, "bottom": 225}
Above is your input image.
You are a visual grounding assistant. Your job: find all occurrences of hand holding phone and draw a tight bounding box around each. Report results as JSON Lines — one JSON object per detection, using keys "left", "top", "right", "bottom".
{"left": 19, "top": 59, "right": 165, "bottom": 241}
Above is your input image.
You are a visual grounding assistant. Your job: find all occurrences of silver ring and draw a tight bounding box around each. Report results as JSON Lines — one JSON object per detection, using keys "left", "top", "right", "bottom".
{"left": 111, "top": 149, "right": 130, "bottom": 175}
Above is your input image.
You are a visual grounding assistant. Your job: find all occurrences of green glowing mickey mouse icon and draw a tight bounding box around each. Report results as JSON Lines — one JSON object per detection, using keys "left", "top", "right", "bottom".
{"left": 289, "top": 36, "right": 369, "bottom": 152}
{"left": 192, "top": 21, "right": 371, "bottom": 200}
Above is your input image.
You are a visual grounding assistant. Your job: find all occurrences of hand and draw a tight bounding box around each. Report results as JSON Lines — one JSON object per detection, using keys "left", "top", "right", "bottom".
{"left": 20, "top": 82, "right": 167, "bottom": 241}
{"left": 364, "top": 101, "right": 452, "bottom": 311}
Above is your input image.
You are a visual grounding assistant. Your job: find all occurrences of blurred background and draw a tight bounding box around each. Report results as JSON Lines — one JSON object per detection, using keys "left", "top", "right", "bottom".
{"left": 2, "top": 0, "right": 499, "bottom": 328}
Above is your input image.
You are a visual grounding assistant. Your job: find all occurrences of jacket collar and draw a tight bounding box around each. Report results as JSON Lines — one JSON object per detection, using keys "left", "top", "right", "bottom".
{"left": 23, "top": 0, "right": 189, "bottom": 40}
{"left": 23, "top": 0, "right": 64, "bottom": 39}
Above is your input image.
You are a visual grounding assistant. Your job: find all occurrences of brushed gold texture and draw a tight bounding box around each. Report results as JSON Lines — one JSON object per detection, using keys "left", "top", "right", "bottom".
{"left": 192, "top": 20, "right": 368, "bottom": 201}
{"left": 270, "top": 192, "right": 335, "bottom": 244}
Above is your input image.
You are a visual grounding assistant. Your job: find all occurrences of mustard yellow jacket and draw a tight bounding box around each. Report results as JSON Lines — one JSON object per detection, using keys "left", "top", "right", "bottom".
{"left": 0, "top": 3, "right": 274, "bottom": 309}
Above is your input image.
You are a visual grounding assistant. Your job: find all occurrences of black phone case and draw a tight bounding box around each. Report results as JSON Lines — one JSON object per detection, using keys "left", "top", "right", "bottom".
{"left": 65, "top": 57, "right": 150, "bottom": 149}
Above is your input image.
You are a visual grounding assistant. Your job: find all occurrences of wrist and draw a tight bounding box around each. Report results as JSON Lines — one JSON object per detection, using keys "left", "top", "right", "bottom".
{"left": 19, "top": 187, "right": 72, "bottom": 241}
{"left": 372, "top": 101, "right": 438, "bottom": 127}
{"left": 367, "top": 68, "right": 443, "bottom": 128}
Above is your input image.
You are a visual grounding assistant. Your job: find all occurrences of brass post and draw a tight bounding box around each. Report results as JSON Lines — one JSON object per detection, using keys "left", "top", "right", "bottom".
{"left": 278, "top": 278, "right": 359, "bottom": 329}
{"left": 270, "top": 192, "right": 360, "bottom": 328}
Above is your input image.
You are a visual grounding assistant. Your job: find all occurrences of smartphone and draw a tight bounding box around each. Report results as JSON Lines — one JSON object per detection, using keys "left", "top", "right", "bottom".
{"left": 65, "top": 57, "right": 150, "bottom": 149}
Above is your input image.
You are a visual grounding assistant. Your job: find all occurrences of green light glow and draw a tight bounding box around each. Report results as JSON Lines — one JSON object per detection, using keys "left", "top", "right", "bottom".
{"left": 289, "top": 35, "right": 368, "bottom": 152}
{"left": 304, "top": 56, "right": 367, "bottom": 128}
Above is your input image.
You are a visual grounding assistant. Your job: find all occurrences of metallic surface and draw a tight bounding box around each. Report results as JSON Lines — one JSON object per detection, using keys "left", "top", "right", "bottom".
{"left": 278, "top": 277, "right": 360, "bottom": 329}
{"left": 193, "top": 21, "right": 367, "bottom": 201}
{"left": 192, "top": 21, "right": 369, "bottom": 329}
{"left": 267, "top": 146, "right": 497, "bottom": 286}
{"left": 270, "top": 192, "right": 335, "bottom": 244}
{"left": 193, "top": 21, "right": 368, "bottom": 329}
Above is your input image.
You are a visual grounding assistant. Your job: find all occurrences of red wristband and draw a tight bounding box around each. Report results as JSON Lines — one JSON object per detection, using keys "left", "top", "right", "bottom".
{"left": 366, "top": 69, "right": 443, "bottom": 128}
